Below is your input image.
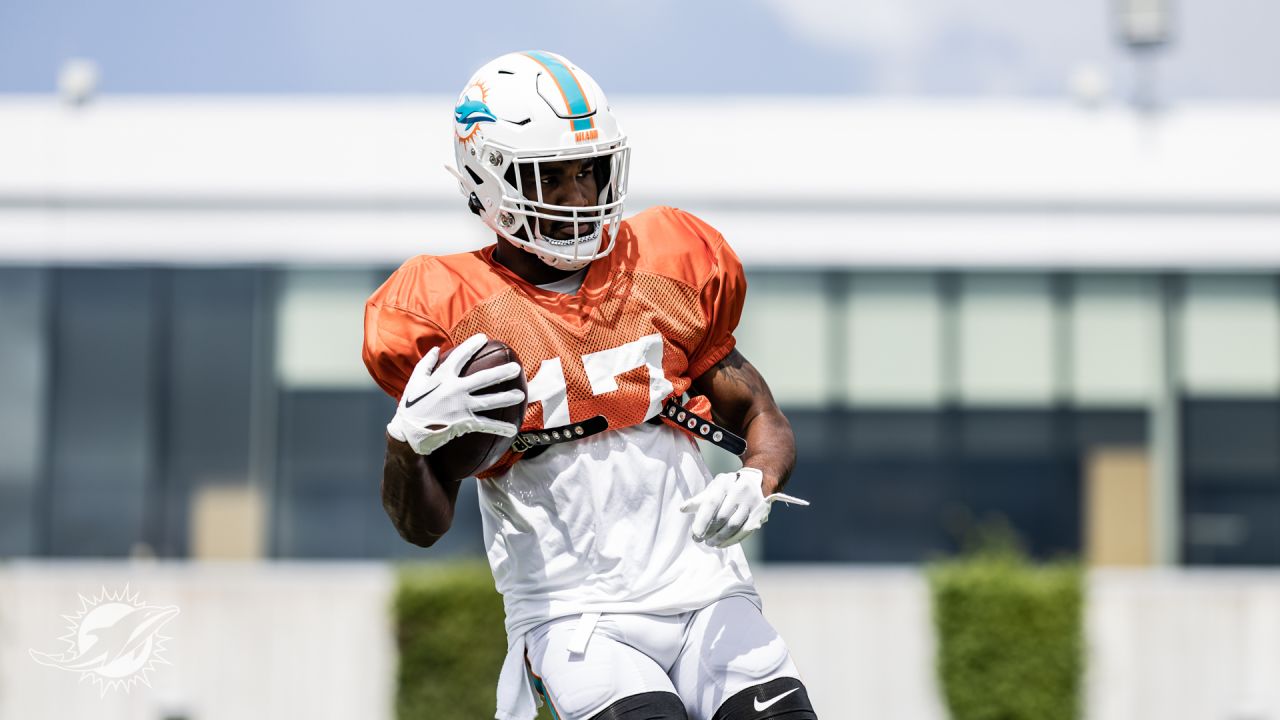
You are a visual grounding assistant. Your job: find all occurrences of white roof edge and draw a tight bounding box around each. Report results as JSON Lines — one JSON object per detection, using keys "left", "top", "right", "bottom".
{"left": 3, "top": 96, "right": 1280, "bottom": 267}
{"left": 2, "top": 95, "right": 1280, "bottom": 203}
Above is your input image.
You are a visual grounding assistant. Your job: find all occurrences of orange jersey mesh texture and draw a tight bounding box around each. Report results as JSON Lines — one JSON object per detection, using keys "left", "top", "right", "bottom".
{"left": 452, "top": 269, "right": 704, "bottom": 477}
{"left": 363, "top": 207, "right": 747, "bottom": 478}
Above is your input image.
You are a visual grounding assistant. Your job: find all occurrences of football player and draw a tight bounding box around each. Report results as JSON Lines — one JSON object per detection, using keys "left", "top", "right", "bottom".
{"left": 364, "top": 51, "right": 817, "bottom": 720}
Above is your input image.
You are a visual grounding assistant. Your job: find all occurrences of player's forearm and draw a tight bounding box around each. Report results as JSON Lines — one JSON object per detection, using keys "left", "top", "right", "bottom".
{"left": 694, "top": 350, "right": 797, "bottom": 495}
{"left": 382, "top": 435, "right": 460, "bottom": 547}
{"left": 739, "top": 407, "right": 796, "bottom": 496}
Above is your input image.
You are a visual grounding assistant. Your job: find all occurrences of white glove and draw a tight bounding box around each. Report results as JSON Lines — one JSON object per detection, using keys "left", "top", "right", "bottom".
{"left": 679, "top": 467, "right": 809, "bottom": 548}
{"left": 386, "top": 333, "right": 526, "bottom": 456}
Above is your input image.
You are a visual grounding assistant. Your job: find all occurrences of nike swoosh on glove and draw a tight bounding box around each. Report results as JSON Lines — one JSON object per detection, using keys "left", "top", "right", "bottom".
{"left": 679, "top": 467, "right": 809, "bottom": 548}
{"left": 386, "top": 333, "right": 526, "bottom": 456}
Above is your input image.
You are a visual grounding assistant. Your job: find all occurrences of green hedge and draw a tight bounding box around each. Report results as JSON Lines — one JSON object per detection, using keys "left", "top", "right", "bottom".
{"left": 394, "top": 562, "right": 553, "bottom": 720}
{"left": 929, "top": 545, "right": 1084, "bottom": 720}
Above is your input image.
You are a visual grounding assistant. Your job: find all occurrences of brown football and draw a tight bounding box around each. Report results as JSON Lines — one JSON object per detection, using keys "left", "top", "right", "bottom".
{"left": 426, "top": 338, "right": 527, "bottom": 481}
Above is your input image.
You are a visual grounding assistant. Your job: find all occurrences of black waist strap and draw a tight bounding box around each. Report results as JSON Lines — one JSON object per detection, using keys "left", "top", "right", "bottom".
{"left": 649, "top": 398, "right": 748, "bottom": 456}
{"left": 511, "top": 397, "right": 748, "bottom": 463}
{"left": 511, "top": 415, "right": 608, "bottom": 459}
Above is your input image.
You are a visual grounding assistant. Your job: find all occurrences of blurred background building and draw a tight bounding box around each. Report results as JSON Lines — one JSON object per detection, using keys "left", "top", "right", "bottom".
{"left": 3, "top": 0, "right": 1278, "bottom": 568}
{"left": 5, "top": 99, "right": 1280, "bottom": 569}
{"left": 2, "top": 1, "right": 1280, "bottom": 718}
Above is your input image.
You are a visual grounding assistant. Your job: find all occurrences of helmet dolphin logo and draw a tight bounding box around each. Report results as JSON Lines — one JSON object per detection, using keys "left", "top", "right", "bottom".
{"left": 454, "top": 98, "right": 497, "bottom": 130}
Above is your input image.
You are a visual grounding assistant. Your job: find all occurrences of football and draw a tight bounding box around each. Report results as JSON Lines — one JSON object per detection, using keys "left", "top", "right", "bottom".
{"left": 427, "top": 338, "right": 528, "bottom": 481}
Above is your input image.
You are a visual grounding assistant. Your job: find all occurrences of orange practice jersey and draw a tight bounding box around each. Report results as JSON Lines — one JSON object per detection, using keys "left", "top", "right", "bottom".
{"left": 363, "top": 206, "right": 745, "bottom": 477}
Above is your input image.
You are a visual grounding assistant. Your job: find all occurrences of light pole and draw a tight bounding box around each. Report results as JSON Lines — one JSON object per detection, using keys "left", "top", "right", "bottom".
{"left": 1115, "top": 0, "right": 1173, "bottom": 110}
{"left": 1117, "top": 0, "right": 1180, "bottom": 566}
{"left": 57, "top": 58, "right": 100, "bottom": 107}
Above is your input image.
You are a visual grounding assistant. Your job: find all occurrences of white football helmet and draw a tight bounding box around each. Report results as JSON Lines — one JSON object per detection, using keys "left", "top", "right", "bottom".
{"left": 448, "top": 51, "right": 630, "bottom": 271}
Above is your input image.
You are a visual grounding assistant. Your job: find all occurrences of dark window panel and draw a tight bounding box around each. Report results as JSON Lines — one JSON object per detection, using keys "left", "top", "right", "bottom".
{"left": 160, "top": 269, "right": 261, "bottom": 557}
{"left": 948, "top": 458, "right": 1081, "bottom": 559}
{"left": 0, "top": 268, "right": 49, "bottom": 556}
{"left": 767, "top": 457, "right": 953, "bottom": 562}
{"left": 46, "top": 269, "right": 158, "bottom": 557}
{"left": 958, "top": 409, "right": 1061, "bottom": 458}
{"left": 1182, "top": 399, "right": 1280, "bottom": 565}
{"left": 786, "top": 410, "right": 847, "bottom": 460}
{"left": 1184, "top": 488, "right": 1280, "bottom": 565}
{"left": 49, "top": 489, "right": 148, "bottom": 555}
{"left": 1183, "top": 400, "right": 1280, "bottom": 485}
{"left": 1074, "top": 410, "right": 1149, "bottom": 450}
{"left": 765, "top": 408, "right": 1122, "bottom": 563}
{"left": 0, "top": 485, "right": 38, "bottom": 556}
{"left": 274, "top": 389, "right": 485, "bottom": 558}
{"left": 846, "top": 411, "right": 947, "bottom": 458}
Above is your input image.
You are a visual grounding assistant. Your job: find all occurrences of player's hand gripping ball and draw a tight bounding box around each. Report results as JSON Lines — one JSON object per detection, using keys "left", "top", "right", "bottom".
{"left": 386, "top": 333, "right": 528, "bottom": 480}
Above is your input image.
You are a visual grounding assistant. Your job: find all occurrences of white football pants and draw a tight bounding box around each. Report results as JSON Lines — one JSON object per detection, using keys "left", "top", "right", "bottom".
{"left": 523, "top": 595, "right": 802, "bottom": 720}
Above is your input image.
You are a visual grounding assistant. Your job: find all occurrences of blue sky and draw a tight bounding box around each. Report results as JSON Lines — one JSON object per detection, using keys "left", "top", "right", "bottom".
{"left": 1, "top": 0, "right": 1277, "bottom": 98}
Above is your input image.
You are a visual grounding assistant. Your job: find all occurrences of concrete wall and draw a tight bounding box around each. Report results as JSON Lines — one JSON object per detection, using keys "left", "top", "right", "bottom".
{"left": 754, "top": 566, "right": 947, "bottom": 720}
{"left": 1, "top": 562, "right": 1278, "bottom": 720}
{"left": 0, "top": 561, "right": 397, "bottom": 720}
{"left": 1088, "top": 570, "right": 1280, "bottom": 720}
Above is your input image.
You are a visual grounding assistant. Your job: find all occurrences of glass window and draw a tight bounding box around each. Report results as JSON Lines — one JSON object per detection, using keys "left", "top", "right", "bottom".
{"left": 46, "top": 269, "right": 157, "bottom": 556}
{"left": 163, "top": 269, "right": 262, "bottom": 557}
{"left": 957, "top": 274, "right": 1058, "bottom": 406}
{"left": 273, "top": 389, "right": 486, "bottom": 558}
{"left": 846, "top": 274, "right": 944, "bottom": 408}
{"left": 765, "top": 407, "right": 1086, "bottom": 563}
{"left": 1070, "top": 275, "right": 1159, "bottom": 407}
{"left": 736, "top": 271, "right": 831, "bottom": 408}
{"left": 1184, "top": 400, "right": 1280, "bottom": 484}
{"left": 0, "top": 269, "right": 49, "bottom": 556}
{"left": 1181, "top": 275, "right": 1280, "bottom": 397}
{"left": 276, "top": 269, "right": 381, "bottom": 391}
{"left": 1184, "top": 488, "right": 1280, "bottom": 565}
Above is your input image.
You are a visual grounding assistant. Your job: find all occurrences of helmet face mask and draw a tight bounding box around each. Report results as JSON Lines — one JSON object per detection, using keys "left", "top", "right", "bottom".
{"left": 500, "top": 144, "right": 630, "bottom": 262}
{"left": 450, "top": 51, "right": 630, "bottom": 271}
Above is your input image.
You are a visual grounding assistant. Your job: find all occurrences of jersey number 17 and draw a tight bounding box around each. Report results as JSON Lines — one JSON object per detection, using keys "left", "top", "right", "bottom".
{"left": 525, "top": 333, "right": 673, "bottom": 427}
